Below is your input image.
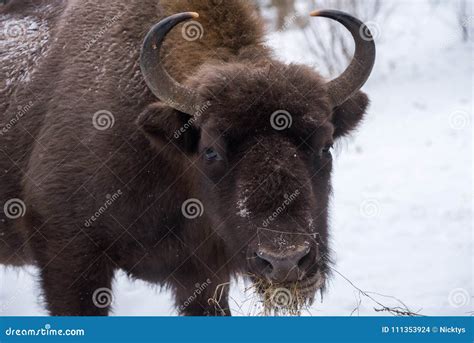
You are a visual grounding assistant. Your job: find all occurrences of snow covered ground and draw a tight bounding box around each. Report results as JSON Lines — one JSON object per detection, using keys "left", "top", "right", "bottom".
{"left": 1, "top": 0, "right": 472, "bottom": 316}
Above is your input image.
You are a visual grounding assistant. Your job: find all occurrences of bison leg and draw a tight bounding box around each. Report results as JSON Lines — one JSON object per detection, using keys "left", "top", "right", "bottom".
{"left": 171, "top": 266, "right": 231, "bottom": 316}
{"left": 27, "top": 220, "right": 115, "bottom": 316}
{"left": 37, "top": 252, "right": 115, "bottom": 316}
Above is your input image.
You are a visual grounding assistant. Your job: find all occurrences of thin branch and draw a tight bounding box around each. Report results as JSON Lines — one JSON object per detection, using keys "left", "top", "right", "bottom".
{"left": 330, "top": 266, "right": 424, "bottom": 317}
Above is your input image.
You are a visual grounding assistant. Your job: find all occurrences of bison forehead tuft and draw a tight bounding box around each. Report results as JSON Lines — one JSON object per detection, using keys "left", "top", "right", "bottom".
{"left": 190, "top": 62, "right": 331, "bottom": 134}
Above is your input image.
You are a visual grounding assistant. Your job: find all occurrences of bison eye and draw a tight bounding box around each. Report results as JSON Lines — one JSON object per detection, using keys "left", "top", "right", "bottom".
{"left": 204, "top": 147, "right": 222, "bottom": 161}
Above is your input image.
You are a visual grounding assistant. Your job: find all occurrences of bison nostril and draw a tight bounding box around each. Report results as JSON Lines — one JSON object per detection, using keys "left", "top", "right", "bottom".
{"left": 254, "top": 252, "right": 273, "bottom": 273}
{"left": 253, "top": 246, "right": 313, "bottom": 283}
{"left": 297, "top": 248, "right": 312, "bottom": 269}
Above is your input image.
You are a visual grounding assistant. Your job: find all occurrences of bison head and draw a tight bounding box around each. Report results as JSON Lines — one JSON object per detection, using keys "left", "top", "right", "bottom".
{"left": 138, "top": 10, "right": 375, "bottom": 314}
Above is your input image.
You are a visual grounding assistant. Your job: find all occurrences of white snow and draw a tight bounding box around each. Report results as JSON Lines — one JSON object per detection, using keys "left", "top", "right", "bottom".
{"left": 0, "top": 14, "right": 50, "bottom": 91}
{"left": 237, "top": 196, "right": 251, "bottom": 218}
{"left": 0, "top": 1, "right": 472, "bottom": 316}
{"left": 237, "top": 187, "right": 251, "bottom": 218}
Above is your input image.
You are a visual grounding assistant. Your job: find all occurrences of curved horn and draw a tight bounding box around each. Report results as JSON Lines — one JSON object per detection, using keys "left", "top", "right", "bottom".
{"left": 310, "top": 10, "right": 376, "bottom": 107}
{"left": 140, "top": 12, "right": 200, "bottom": 115}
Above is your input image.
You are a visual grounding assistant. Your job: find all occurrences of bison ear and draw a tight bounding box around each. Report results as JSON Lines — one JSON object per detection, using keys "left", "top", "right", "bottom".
{"left": 331, "top": 91, "right": 369, "bottom": 139}
{"left": 136, "top": 102, "right": 200, "bottom": 154}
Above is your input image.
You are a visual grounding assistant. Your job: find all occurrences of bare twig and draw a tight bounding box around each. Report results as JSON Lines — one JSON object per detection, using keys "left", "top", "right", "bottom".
{"left": 330, "top": 266, "right": 424, "bottom": 317}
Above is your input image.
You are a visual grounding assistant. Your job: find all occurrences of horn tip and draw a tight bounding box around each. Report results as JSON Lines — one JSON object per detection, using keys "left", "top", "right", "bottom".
{"left": 188, "top": 12, "right": 199, "bottom": 18}
{"left": 309, "top": 10, "right": 321, "bottom": 17}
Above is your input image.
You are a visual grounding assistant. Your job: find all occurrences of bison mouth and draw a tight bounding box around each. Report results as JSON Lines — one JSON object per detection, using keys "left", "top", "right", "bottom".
{"left": 251, "top": 271, "right": 325, "bottom": 316}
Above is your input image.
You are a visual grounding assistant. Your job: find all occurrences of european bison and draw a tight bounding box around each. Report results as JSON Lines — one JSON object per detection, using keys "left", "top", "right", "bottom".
{"left": 0, "top": 0, "right": 375, "bottom": 315}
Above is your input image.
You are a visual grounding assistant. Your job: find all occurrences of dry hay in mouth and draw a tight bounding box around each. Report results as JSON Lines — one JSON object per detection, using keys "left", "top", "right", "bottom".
{"left": 252, "top": 278, "right": 316, "bottom": 316}
{"left": 208, "top": 275, "right": 324, "bottom": 316}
